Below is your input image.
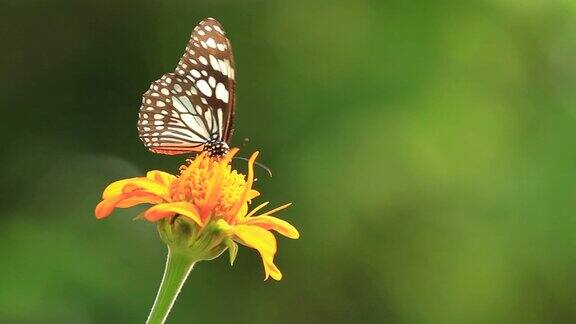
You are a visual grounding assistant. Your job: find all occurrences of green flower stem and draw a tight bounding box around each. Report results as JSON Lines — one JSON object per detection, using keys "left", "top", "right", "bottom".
{"left": 146, "top": 247, "right": 196, "bottom": 324}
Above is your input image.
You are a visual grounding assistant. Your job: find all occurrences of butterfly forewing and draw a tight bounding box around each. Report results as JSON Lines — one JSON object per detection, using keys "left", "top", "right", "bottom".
{"left": 137, "top": 18, "right": 236, "bottom": 155}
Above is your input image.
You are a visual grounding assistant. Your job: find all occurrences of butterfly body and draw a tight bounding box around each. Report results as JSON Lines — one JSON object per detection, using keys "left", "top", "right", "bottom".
{"left": 204, "top": 137, "right": 230, "bottom": 158}
{"left": 137, "top": 18, "right": 236, "bottom": 159}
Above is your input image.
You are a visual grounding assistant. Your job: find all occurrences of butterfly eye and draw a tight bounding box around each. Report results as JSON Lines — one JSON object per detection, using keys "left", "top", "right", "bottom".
{"left": 137, "top": 18, "right": 236, "bottom": 157}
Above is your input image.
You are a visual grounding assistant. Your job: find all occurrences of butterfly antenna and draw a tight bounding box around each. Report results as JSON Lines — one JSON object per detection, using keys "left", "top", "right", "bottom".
{"left": 233, "top": 156, "right": 273, "bottom": 177}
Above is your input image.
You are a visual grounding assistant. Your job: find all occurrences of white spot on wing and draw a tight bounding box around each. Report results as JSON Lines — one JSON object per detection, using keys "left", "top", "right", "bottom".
{"left": 206, "top": 38, "right": 216, "bottom": 48}
{"left": 163, "top": 128, "right": 205, "bottom": 142}
{"left": 215, "top": 83, "right": 229, "bottom": 103}
{"left": 171, "top": 96, "right": 210, "bottom": 139}
{"left": 204, "top": 109, "right": 213, "bottom": 132}
{"left": 196, "top": 79, "right": 212, "bottom": 97}
{"left": 209, "top": 55, "right": 220, "bottom": 72}
{"left": 172, "top": 96, "right": 190, "bottom": 113}
{"left": 218, "top": 59, "right": 228, "bottom": 76}
{"left": 180, "top": 115, "right": 209, "bottom": 140}
{"left": 217, "top": 108, "right": 223, "bottom": 139}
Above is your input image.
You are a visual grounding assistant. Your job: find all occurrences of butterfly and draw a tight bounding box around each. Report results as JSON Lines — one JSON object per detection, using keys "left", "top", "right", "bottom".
{"left": 137, "top": 18, "right": 236, "bottom": 158}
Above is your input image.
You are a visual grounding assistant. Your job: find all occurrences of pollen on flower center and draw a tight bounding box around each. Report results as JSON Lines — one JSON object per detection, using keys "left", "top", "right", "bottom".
{"left": 214, "top": 169, "right": 247, "bottom": 219}
{"left": 169, "top": 152, "right": 247, "bottom": 222}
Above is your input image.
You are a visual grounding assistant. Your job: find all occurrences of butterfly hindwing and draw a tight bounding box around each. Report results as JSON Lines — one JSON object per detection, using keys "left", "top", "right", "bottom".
{"left": 137, "top": 18, "right": 236, "bottom": 155}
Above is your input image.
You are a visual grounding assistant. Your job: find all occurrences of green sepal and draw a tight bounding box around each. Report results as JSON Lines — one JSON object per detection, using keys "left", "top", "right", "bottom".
{"left": 133, "top": 211, "right": 146, "bottom": 221}
{"left": 156, "top": 218, "right": 173, "bottom": 245}
{"left": 156, "top": 216, "right": 231, "bottom": 262}
{"left": 224, "top": 239, "right": 239, "bottom": 265}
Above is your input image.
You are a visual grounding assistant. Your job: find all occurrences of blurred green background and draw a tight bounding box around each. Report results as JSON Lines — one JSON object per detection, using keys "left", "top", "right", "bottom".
{"left": 2, "top": 0, "right": 576, "bottom": 323}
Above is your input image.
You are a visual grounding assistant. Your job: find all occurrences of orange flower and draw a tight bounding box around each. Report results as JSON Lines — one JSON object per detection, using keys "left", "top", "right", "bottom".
{"left": 95, "top": 149, "right": 299, "bottom": 280}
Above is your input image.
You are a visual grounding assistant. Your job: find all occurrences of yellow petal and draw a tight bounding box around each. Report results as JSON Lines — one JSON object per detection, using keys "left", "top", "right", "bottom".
{"left": 232, "top": 225, "right": 282, "bottom": 280}
{"left": 95, "top": 190, "right": 154, "bottom": 219}
{"left": 144, "top": 202, "right": 203, "bottom": 225}
{"left": 122, "top": 179, "right": 170, "bottom": 198}
{"left": 259, "top": 203, "right": 292, "bottom": 216}
{"left": 115, "top": 192, "right": 164, "bottom": 208}
{"left": 95, "top": 193, "right": 130, "bottom": 219}
{"left": 227, "top": 152, "right": 258, "bottom": 219}
{"left": 236, "top": 203, "right": 249, "bottom": 221}
{"left": 101, "top": 177, "right": 140, "bottom": 199}
{"left": 96, "top": 190, "right": 167, "bottom": 219}
{"left": 247, "top": 189, "right": 260, "bottom": 201}
{"left": 243, "top": 216, "right": 300, "bottom": 239}
{"left": 246, "top": 202, "right": 270, "bottom": 218}
{"left": 102, "top": 177, "right": 170, "bottom": 200}
{"left": 198, "top": 164, "right": 225, "bottom": 220}
{"left": 146, "top": 170, "right": 176, "bottom": 186}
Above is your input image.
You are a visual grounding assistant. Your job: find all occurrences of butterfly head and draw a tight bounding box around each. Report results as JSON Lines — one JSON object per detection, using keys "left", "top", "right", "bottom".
{"left": 204, "top": 139, "right": 229, "bottom": 159}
